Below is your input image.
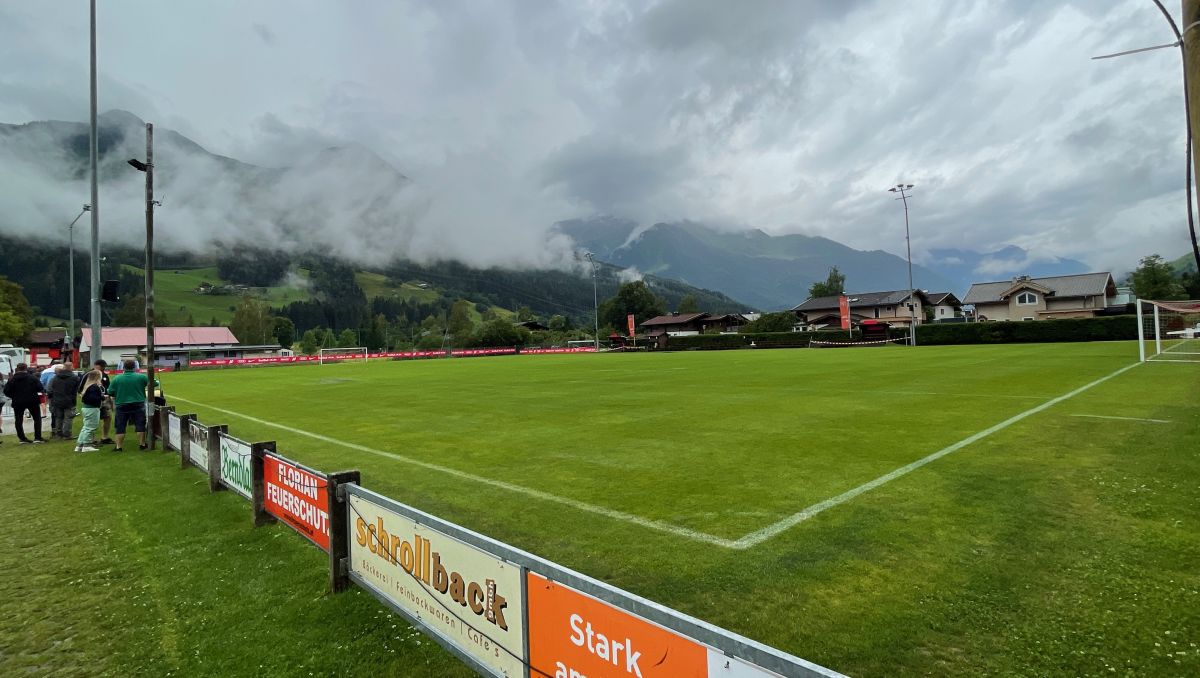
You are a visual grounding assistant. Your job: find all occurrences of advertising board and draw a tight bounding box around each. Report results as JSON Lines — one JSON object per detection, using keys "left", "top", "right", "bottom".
{"left": 186, "top": 420, "right": 209, "bottom": 471}
{"left": 527, "top": 573, "right": 785, "bottom": 678}
{"left": 166, "top": 412, "right": 182, "bottom": 451}
{"left": 263, "top": 454, "right": 330, "bottom": 551}
{"left": 218, "top": 434, "right": 253, "bottom": 500}
{"left": 348, "top": 492, "right": 526, "bottom": 677}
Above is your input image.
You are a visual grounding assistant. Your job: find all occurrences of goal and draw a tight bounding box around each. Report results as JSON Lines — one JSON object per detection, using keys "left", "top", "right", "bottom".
{"left": 318, "top": 347, "right": 369, "bottom": 364}
{"left": 1137, "top": 299, "right": 1200, "bottom": 363}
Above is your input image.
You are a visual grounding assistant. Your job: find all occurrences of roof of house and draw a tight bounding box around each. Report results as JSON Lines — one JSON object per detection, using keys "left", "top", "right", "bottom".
{"left": 28, "top": 330, "right": 66, "bottom": 346}
{"left": 82, "top": 326, "right": 241, "bottom": 349}
{"left": 925, "top": 292, "right": 962, "bottom": 306}
{"left": 792, "top": 290, "right": 925, "bottom": 312}
{"left": 640, "top": 312, "right": 709, "bottom": 327}
{"left": 964, "top": 272, "right": 1114, "bottom": 305}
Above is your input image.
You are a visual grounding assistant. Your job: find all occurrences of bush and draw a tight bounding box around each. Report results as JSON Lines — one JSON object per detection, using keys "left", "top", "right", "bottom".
{"left": 912, "top": 315, "right": 1137, "bottom": 345}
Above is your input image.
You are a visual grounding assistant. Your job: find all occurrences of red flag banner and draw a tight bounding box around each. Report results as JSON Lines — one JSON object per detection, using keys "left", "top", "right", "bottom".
{"left": 627, "top": 314, "right": 636, "bottom": 338}
{"left": 839, "top": 295, "right": 851, "bottom": 330}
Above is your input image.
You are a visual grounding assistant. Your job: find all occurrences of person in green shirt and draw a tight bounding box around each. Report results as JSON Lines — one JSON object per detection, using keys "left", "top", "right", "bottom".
{"left": 108, "top": 359, "right": 150, "bottom": 451}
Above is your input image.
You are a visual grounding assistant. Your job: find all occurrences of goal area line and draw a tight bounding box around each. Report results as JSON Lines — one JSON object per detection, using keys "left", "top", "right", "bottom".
{"left": 171, "top": 363, "right": 1138, "bottom": 550}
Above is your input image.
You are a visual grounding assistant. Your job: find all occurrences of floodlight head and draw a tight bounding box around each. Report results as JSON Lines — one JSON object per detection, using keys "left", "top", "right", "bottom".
{"left": 906, "top": 184, "right": 914, "bottom": 189}
{"left": 127, "top": 158, "right": 148, "bottom": 172}
{"left": 888, "top": 187, "right": 897, "bottom": 193}
{"left": 83, "top": 204, "right": 91, "bottom": 211}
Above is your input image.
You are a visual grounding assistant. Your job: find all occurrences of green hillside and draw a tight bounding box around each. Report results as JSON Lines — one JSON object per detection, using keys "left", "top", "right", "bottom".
{"left": 125, "top": 266, "right": 312, "bottom": 324}
{"left": 1171, "top": 251, "right": 1197, "bottom": 274}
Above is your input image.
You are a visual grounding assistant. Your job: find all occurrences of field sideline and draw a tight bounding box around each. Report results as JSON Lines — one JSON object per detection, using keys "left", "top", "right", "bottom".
{"left": 3, "top": 342, "right": 1198, "bottom": 676}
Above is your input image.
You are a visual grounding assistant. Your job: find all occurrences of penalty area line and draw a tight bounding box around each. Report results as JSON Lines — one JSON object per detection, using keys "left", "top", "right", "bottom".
{"left": 731, "top": 362, "right": 1142, "bottom": 550}
{"left": 169, "top": 396, "right": 738, "bottom": 549}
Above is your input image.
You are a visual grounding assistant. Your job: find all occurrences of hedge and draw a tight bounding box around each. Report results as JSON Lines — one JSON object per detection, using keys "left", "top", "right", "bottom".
{"left": 910, "top": 315, "right": 1138, "bottom": 345}
{"left": 663, "top": 330, "right": 855, "bottom": 350}
{"left": 660, "top": 316, "right": 1138, "bottom": 350}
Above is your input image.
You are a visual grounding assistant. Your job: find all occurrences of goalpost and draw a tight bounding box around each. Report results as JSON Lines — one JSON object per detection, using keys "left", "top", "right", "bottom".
{"left": 1137, "top": 299, "right": 1200, "bottom": 363}
{"left": 318, "top": 347, "right": 369, "bottom": 365}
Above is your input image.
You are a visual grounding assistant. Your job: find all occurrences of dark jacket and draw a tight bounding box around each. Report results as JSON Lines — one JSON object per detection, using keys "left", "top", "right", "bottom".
{"left": 81, "top": 384, "right": 104, "bottom": 408}
{"left": 3, "top": 371, "right": 44, "bottom": 406}
{"left": 48, "top": 372, "right": 81, "bottom": 408}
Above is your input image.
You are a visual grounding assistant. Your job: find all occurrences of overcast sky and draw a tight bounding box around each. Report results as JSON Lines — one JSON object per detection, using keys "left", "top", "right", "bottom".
{"left": 0, "top": 0, "right": 1191, "bottom": 273}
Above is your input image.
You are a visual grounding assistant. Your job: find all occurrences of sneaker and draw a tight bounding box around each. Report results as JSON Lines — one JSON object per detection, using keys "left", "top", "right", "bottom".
{"left": 138, "top": 444, "right": 149, "bottom": 451}
{"left": 18, "top": 440, "right": 32, "bottom": 445}
{"left": 31, "top": 439, "right": 45, "bottom": 444}
{"left": 99, "top": 438, "right": 115, "bottom": 445}
{"left": 76, "top": 446, "right": 99, "bottom": 453}
{"left": 112, "top": 447, "right": 123, "bottom": 452}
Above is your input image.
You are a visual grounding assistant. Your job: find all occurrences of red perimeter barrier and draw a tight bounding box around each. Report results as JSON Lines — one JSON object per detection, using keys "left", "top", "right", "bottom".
{"left": 188, "top": 347, "right": 595, "bottom": 368}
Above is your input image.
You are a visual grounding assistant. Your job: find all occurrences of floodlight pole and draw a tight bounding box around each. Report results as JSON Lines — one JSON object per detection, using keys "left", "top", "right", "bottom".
{"left": 888, "top": 183, "right": 918, "bottom": 346}
{"left": 67, "top": 204, "right": 91, "bottom": 362}
{"left": 88, "top": 0, "right": 102, "bottom": 366}
{"left": 129, "top": 124, "right": 156, "bottom": 445}
{"left": 585, "top": 252, "right": 600, "bottom": 350}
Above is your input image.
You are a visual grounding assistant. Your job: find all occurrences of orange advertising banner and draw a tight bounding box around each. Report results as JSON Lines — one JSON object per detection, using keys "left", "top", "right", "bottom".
{"left": 627, "top": 314, "right": 636, "bottom": 338}
{"left": 838, "top": 295, "right": 850, "bottom": 330}
{"left": 263, "top": 454, "right": 330, "bottom": 552}
{"left": 527, "top": 572, "right": 708, "bottom": 678}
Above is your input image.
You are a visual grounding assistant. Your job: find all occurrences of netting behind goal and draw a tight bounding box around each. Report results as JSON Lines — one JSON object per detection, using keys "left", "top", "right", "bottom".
{"left": 318, "top": 347, "right": 369, "bottom": 364}
{"left": 1137, "top": 299, "right": 1200, "bottom": 363}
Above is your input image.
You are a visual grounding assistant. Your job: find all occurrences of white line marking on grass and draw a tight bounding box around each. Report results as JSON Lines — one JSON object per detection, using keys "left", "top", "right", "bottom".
{"left": 731, "top": 362, "right": 1142, "bottom": 550}
{"left": 170, "top": 396, "right": 738, "bottom": 548}
{"left": 1070, "top": 414, "right": 1171, "bottom": 424}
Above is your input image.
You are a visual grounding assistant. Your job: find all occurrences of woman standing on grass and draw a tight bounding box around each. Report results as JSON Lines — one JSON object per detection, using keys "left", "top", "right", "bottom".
{"left": 74, "top": 369, "right": 104, "bottom": 453}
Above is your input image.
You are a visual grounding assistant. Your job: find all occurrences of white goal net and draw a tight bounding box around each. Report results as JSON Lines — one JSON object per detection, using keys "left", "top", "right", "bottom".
{"left": 1137, "top": 299, "right": 1200, "bottom": 363}
{"left": 318, "top": 347, "right": 369, "bottom": 364}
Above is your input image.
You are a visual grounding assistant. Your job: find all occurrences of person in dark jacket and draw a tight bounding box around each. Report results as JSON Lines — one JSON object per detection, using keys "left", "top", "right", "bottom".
{"left": 2, "top": 363, "right": 46, "bottom": 444}
{"left": 48, "top": 365, "right": 80, "bottom": 439}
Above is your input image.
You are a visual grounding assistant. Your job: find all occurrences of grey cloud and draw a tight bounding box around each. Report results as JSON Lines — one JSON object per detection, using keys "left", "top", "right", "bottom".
{"left": 251, "top": 23, "right": 276, "bottom": 45}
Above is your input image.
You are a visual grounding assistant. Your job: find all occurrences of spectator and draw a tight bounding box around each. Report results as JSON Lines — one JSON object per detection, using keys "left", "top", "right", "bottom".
{"left": 81, "top": 359, "right": 115, "bottom": 445}
{"left": 2, "top": 363, "right": 46, "bottom": 444}
{"left": 48, "top": 365, "right": 81, "bottom": 440}
{"left": 37, "top": 364, "right": 54, "bottom": 417}
{"left": 74, "top": 369, "right": 104, "bottom": 453}
{"left": 108, "top": 359, "right": 149, "bottom": 451}
{"left": 0, "top": 365, "right": 9, "bottom": 444}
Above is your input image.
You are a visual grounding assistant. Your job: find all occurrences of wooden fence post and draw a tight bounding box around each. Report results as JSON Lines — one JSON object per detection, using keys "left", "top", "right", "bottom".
{"left": 326, "top": 470, "right": 361, "bottom": 593}
{"left": 251, "top": 442, "right": 278, "bottom": 527}
{"left": 207, "top": 425, "right": 229, "bottom": 493}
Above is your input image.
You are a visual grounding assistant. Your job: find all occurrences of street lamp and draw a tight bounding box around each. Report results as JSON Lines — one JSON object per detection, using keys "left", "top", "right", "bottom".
{"left": 584, "top": 252, "right": 600, "bottom": 350}
{"left": 67, "top": 204, "right": 91, "bottom": 363}
{"left": 888, "top": 183, "right": 918, "bottom": 346}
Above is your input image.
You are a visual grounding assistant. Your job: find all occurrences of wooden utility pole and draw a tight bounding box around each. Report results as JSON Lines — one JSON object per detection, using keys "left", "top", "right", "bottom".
{"left": 1183, "top": 0, "right": 1200, "bottom": 269}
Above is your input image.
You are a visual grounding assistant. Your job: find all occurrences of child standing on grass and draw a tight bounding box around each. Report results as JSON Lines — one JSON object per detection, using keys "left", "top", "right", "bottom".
{"left": 75, "top": 369, "right": 104, "bottom": 453}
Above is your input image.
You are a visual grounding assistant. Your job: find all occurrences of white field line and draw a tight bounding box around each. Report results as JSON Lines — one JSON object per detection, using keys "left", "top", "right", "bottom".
{"left": 730, "top": 362, "right": 1142, "bottom": 549}
{"left": 169, "top": 396, "right": 739, "bottom": 548}
{"left": 1070, "top": 414, "right": 1172, "bottom": 424}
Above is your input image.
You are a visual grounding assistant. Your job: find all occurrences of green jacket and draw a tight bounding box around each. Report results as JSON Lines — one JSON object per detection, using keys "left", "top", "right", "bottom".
{"left": 108, "top": 370, "right": 149, "bottom": 406}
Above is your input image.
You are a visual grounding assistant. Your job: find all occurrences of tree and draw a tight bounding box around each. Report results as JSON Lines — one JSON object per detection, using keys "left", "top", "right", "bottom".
{"left": 337, "top": 329, "right": 358, "bottom": 347}
{"left": 678, "top": 294, "right": 699, "bottom": 314}
{"left": 599, "top": 281, "right": 665, "bottom": 331}
{"left": 743, "top": 311, "right": 796, "bottom": 333}
{"left": 113, "top": 294, "right": 145, "bottom": 326}
{"left": 0, "top": 276, "right": 35, "bottom": 343}
{"left": 229, "top": 296, "right": 275, "bottom": 344}
{"left": 1130, "top": 255, "right": 1187, "bottom": 301}
{"left": 1183, "top": 270, "right": 1200, "bottom": 299}
{"left": 475, "top": 318, "right": 530, "bottom": 347}
{"left": 272, "top": 316, "right": 296, "bottom": 349}
{"left": 515, "top": 305, "right": 536, "bottom": 322}
{"left": 448, "top": 299, "right": 475, "bottom": 342}
{"left": 298, "top": 329, "right": 321, "bottom": 355}
{"left": 548, "top": 314, "right": 572, "bottom": 332}
{"left": 808, "top": 267, "right": 846, "bottom": 298}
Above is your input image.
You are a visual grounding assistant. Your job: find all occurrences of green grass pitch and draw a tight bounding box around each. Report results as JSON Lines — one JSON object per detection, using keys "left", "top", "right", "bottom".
{"left": 1, "top": 342, "right": 1197, "bottom": 676}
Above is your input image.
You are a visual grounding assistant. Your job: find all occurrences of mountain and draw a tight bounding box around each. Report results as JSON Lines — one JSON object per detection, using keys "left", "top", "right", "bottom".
{"left": 556, "top": 218, "right": 960, "bottom": 310}
{"left": 1171, "top": 251, "right": 1198, "bottom": 274}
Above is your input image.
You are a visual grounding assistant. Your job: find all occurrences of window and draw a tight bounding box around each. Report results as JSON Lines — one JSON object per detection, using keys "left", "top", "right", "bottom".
{"left": 873, "top": 308, "right": 879, "bottom": 318}
{"left": 1016, "top": 292, "right": 1038, "bottom": 305}
{"left": 1023, "top": 317, "right": 1034, "bottom": 321}
{"left": 939, "top": 308, "right": 946, "bottom": 316}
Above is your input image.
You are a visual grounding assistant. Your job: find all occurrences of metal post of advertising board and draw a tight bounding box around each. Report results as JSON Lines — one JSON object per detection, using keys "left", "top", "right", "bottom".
{"left": 327, "top": 471, "right": 361, "bottom": 593}
{"left": 251, "top": 442, "right": 278, "bottom": 528}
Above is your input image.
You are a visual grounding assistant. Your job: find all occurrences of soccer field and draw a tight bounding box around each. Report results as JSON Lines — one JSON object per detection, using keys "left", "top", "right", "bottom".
{"left": 161, "top": 343, "right": 1199, "bottom": 676}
